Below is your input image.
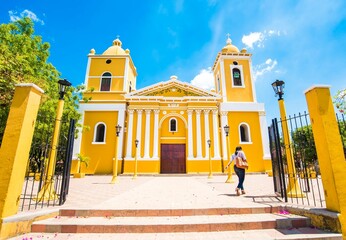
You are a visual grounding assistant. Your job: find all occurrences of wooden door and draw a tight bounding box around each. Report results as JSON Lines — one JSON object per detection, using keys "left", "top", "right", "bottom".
{"left": 160, "top": 144, "right": 186, "bottom": 173}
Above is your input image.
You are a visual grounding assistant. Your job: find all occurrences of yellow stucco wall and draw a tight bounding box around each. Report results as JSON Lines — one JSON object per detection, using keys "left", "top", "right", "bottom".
{"left": 227, "top": 112, "right": 265, "bottom": 172}
{"left": 81, "top": 111, "right": 118, "bottom": 174}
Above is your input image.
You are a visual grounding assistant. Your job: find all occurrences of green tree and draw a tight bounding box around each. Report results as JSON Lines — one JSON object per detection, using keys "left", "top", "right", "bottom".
{"left": 291, "top": 126, "right": 318, "bottom": 171}
{"left": 0, "top": 17, "right": 83, "bottom": 145}
{"left": 334, "top": 89, "right": 345, "bottom": 113}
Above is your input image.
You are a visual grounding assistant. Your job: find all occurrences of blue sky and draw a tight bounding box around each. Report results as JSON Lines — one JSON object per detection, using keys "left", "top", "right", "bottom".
{"left": 1, "top": 0, "right": 345, "bottom": 122}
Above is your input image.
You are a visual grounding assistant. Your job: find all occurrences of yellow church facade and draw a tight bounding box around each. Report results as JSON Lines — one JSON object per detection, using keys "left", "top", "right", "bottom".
{"left": 72, "top": 37, "right": 271, "bottom": 175}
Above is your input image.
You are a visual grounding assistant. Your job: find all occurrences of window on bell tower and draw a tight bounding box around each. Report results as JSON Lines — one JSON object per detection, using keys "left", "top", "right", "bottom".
{"left": 232, "top": 68, "right": 242, "bottom": 86}
{"left": 100, "top": 72, "right": 111, "bottom": 91}
{"left": 230, "top": 65, "right": 245, "bottom": 88}
{"left": 169, "top": 118, "right": 177, "bottom": 132}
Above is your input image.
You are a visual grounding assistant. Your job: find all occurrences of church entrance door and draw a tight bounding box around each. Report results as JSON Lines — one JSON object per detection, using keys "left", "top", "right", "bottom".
{"left": 160, "top": 144, "right": 186, "bottom": 173}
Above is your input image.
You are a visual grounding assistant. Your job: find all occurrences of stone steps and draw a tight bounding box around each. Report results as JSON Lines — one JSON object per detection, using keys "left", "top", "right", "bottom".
{"left": 9, "top": 228, "right": 343, "bottom": 240}
{"left": 31, "top": 212, "right": 311, "bottom": 233}
{"left": 10, "top": 207, "right": 342, "bottom": 239}
{"left": 59, "top": 206, "right": 278, "bottom": 217}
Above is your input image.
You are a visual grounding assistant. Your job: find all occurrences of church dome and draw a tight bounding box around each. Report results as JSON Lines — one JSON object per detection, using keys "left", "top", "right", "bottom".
{"left": 221, "top": 36, "right": 240, "bottom": 53}
{"left": 102, "top": 38, "right": 128, "bottom": 55}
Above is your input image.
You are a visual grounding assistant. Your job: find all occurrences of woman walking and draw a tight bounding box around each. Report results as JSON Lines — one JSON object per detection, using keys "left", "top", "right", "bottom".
{"left": 229, "top": 146, "right": 247, "bottom": 196}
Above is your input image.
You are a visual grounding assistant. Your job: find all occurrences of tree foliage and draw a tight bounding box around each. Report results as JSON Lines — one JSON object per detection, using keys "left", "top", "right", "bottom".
{"left": 334, "top": 89, "right": 345, "bottom": 113}
{"left": 291, "top": 126, "right": 317, "bottom": 168}
{"left": 0, "top": 17, "right": 83, "bottom": 145}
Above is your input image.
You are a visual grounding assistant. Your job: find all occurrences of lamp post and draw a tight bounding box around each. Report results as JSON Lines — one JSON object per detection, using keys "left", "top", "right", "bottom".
{"left": 224, "top": 125, "right": 234, "bottom": 183}
{"left": 271, "top": 80, "right": 304, "bottom": 198}
{"left": 111, "top": 124, "right": 122, "bottom": 183}
{"left": 133, "top": 139, "right": 139, "bottom": 179}
{"left": 37, "top": 79, "right": 71, "bottom": 201}
{"left": 207, "top": 140, "right": 212, "bottom": 179}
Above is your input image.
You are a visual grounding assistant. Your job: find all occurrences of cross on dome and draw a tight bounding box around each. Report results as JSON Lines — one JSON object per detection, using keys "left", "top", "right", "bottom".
{"left": 226, "top": 33, "right": 232, "bottom": 45}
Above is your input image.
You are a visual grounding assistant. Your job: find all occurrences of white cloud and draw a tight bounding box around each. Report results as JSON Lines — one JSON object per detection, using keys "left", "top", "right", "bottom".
{"left": 190, "top": 67, "right": 214, "bottom": 90}
{"left": 242, "top": 32, "right": 264, "bottom": 49}
{"left": 9, "top": 9, "right": 44, "bottom": 25}
{"left": 253, "top": 58, "right": 278, "bottom": 81}
{"left": 242, "top": 30, "right": 282, "bottom": 49}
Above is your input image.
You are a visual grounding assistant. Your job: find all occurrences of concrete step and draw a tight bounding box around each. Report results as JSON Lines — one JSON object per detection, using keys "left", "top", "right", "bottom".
{"left": 60, "top": 206, "right": 279, "bottom": 217}
{"left": 10, "top": 228, "right": 343, "bottom": 240}
{"left": 31, "top": 213, "right": 311, "bottom": 233}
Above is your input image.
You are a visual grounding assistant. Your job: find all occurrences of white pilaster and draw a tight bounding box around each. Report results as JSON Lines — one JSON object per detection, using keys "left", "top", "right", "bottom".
{"left": 152, "top": 110, "right": 160, "bottom": 159}
{"left": 204, "top": 110, "right": 210, "bottom": 159}
{"left": 125, "top": 109, "right": 134, "bottom": 159}
{"left": 117, "top": 110, "right": 125, "bottom": 158}
{"left": 72, "top": 111, "right": 85, "bottom": 159}
{"left": 195, "top": 110, "right": 202, "bottom": 158}
{"left": 136, "top": 109, "right": 143, "bottom": 158}
{"left": 212, "top": 109, "right": 221, "bottom": 160}
{"left": 143, "top": 109, "right": 151, "bottom": 159}
{"left": 259, "top": 111, "right": 271, "bottom": 159}
{"left": 220, "top": 111, "right": 228, "bottom": 160}
{"left": 187, "top": 110, "right": 194, "bottom": 159}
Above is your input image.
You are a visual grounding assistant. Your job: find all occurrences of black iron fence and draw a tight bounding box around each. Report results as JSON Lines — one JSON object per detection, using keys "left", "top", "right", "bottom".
{"left": 269, "top": 111, "right": 324, "bottom": 207}
{"left": 19, "top": 115, "right": 75, "bottom": 211}
{"left": 269, "top": 112, "right": 345, "bottom": 207}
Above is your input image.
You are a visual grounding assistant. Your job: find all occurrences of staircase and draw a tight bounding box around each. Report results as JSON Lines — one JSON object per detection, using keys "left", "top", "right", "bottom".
{"left": 7, "top": 175, "right": 343, "bottom": 239}
{"left": 15, "top": 206, "right": 339, "bottom": 239}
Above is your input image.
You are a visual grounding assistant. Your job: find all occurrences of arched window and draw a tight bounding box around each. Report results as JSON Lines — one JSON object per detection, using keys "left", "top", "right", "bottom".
{"left": 94, "top": 122, "right": 106, "bottom": 143}
{"left": 100, "top": 72, "right": 111, "bottom": 91}
{"left": 232, "top": 68, "right": 242, "bottom": 86}
{"left": 169, "top": 118, "right": 177, "bottom": 132}
{"left": 239, "top": 123, "right": 251, "bottom": 143}
{"left": 217, "top": 74, "right": 220, "bottom": 92}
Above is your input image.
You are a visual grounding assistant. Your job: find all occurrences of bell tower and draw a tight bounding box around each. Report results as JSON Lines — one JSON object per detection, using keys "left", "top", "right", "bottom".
{"left": 212, "top": 35, "right": 256, "bottom": 103}
{"left": 212, "top": 34, "right": 271, "bottom": 172}
{"left": 83, "top": 37, "right": 137, "bottom": 101}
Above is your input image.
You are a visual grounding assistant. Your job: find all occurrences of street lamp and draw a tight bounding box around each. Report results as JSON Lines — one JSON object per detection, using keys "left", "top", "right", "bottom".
{"left": 133, "top": 139, "right": 139, "bottom": 179}
{"left": 111, "top": 124, "right": 122, "bottom": 183}
{"left": 37, "top": 79, "right": 71, "bottom": 201}
{"left": 207, "top": 140, "right": 212, "bottom": 179}
{"left": 224, "top": 125, "right": 234, "bottom": 183}
{"left": 271, "top": 80, "right": 304, "bottom": 198}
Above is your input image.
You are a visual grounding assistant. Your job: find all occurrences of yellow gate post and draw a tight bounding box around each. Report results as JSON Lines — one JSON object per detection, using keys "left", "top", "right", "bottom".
{"left": 305, "top": 85, "right": 346, "bottom": 237}
{"left": 0, "top": 84, "right": 43, "bottom": 238}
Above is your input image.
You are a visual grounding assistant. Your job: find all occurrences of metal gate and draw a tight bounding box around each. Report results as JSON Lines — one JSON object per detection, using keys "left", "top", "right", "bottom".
{"left": 20, "top": 116, "right": 76, "bottom": 211}
{"left": 268, "top": 112, "right": 325, "bottom": 207}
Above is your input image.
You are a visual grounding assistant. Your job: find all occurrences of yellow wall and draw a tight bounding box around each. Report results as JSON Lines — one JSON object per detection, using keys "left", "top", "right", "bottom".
{"left": 227, "top": 112, "right": 265, "bottom": 172}
{"left": 81, "top": 111, "right": 118, "bottom": 174}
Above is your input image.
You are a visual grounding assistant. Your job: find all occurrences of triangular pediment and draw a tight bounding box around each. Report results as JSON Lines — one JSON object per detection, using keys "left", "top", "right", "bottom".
{"left": 127, "top": 79, "right": 219, "bottom": 98}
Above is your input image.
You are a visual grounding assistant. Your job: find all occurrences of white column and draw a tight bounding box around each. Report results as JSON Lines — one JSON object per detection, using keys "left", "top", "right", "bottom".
{"left": 125, "top": 109, "right": 134, "bottom": 159}
{"left": 259, "top": 111, "right": 271, "bottom": 160}
{"left": 195, "top": 110, "right": 202, "bottom": 158}
{"left": 220, "top": 111, "right": 228, "bottom": 160}
{"left": 152, "top": 110, "right": 160, "bottom": 159}
{"left": 136, "top": 109, "right": 143, "bottom": 158}
{"left": 204, "top": 110, "right": 210, "bottom": 159}
{"left": 72, "top": 111, "right": 84, "bottom": 159}
{"left": 187, "top": 110, "right": 194, "bottom": 159}
{"left": 117, "top": 109, "right": 126, "bottom": 159}
{"left": 143, "top": 109, "right": 151, "bottom": 159}
{"left": 212, "top": 109, "right": 221, "bottom": 159}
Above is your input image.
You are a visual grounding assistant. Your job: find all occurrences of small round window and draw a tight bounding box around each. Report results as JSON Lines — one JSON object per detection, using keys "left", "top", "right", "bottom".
{"left": 233, "top": 61, "right": 238, "bottom": 65}
{"left": 106, "top": 59, "right": 112, "bottom": 64}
